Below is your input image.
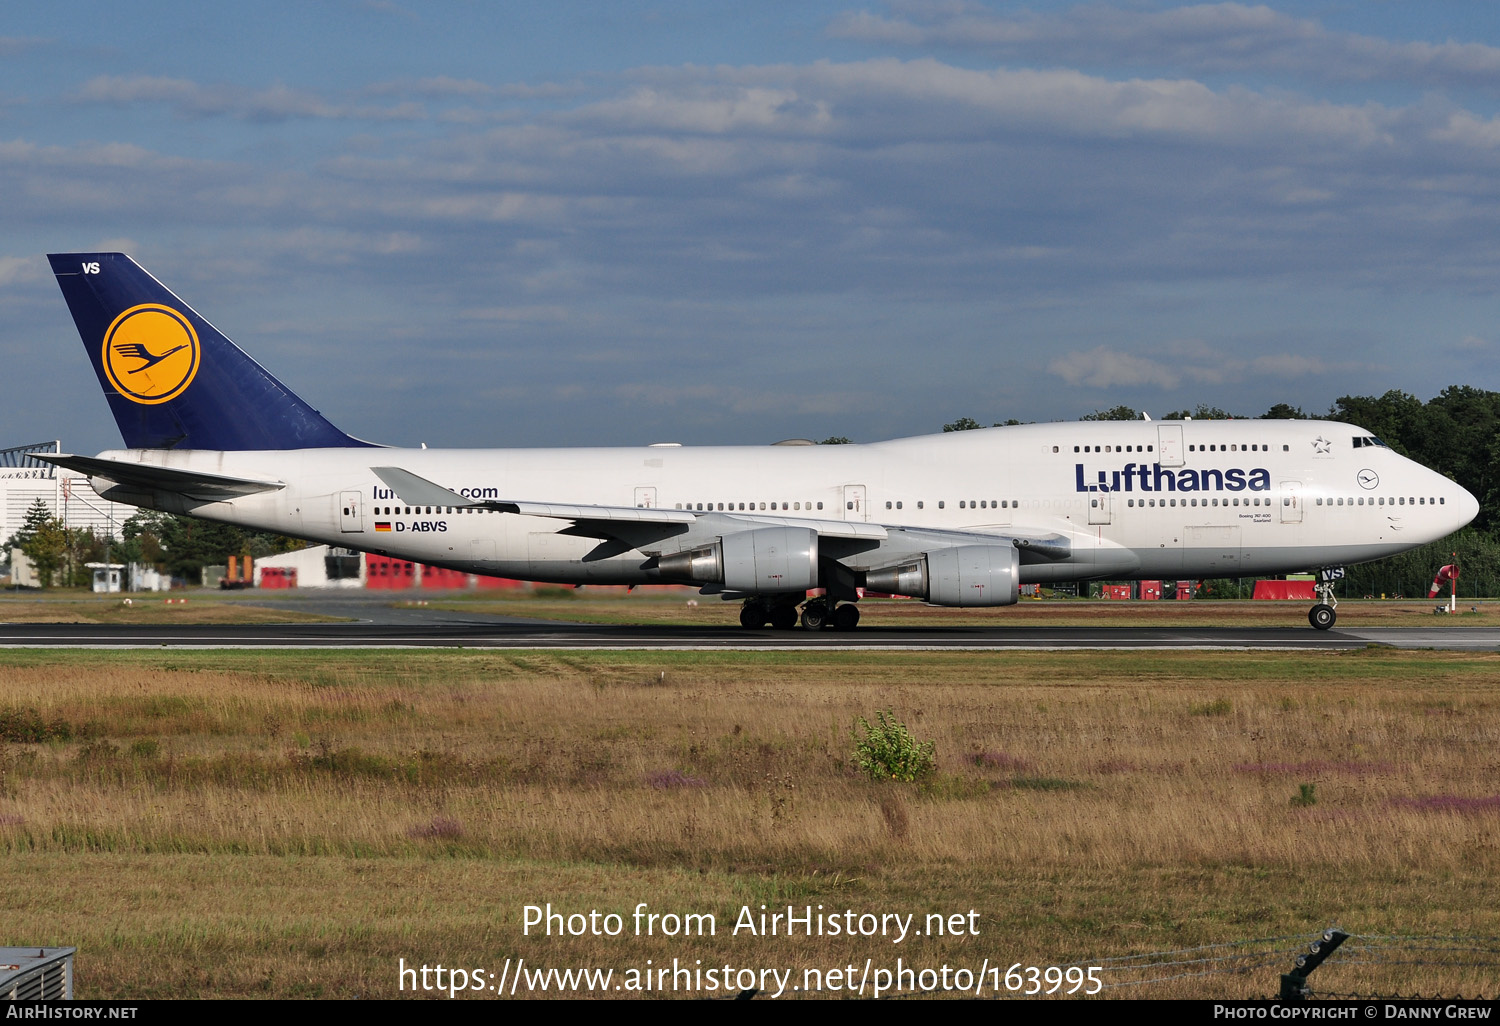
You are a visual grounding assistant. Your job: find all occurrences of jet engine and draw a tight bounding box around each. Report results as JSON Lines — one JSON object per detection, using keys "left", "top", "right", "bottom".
{"left": 864, "top": 544, "right": 1019, "bottom": 607}
{"left": 657, "top": 526, "right": 818, "bottom": 593}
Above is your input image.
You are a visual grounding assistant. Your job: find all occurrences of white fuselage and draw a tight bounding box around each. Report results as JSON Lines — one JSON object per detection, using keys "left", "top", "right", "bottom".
{"left": 90, "top": 419, "right": 1478, "bottom": 588}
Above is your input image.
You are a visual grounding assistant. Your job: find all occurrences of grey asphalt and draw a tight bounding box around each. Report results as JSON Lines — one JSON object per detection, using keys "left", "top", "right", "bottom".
{"left": 3, "top": 591, "right": 1494, "bottom": 649}
{"left": 0, "top": 616, "right": 1495, "bottom": 651}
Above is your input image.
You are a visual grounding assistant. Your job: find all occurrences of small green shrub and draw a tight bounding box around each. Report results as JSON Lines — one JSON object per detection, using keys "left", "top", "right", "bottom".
{"left": 1011, "top": 776, "right": 1090, "bottom": 792}
{"left": 1190, "top": 698, "right": 1233, "bottom": 717}
{"left": 852, "top": 710, "right": 935, "bottom": 782}
{"left": 1291, "top": 783, "right": 1317, "bottom": 807}
{"left": 0, "top": 708, "right": 75, "bottom": 743}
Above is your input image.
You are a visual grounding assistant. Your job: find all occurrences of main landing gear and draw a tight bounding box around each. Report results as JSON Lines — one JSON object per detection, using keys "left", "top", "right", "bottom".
{"left": 740, "top": 596, "right": 860, "bottom": 631}
{"left": 1308, "top": 567, "right": 1344, "bottom": 631}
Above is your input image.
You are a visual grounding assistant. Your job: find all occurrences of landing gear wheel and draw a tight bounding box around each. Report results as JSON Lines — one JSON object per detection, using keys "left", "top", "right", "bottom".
{"left": 832, "top": 604, "right": 860, "bottom": 630}
{"left": 800, "top": 604, "right": 829, "bottom": 630}
{"left": 740, "top": 603, "right": 768, "bottom": 629}
{"left": 1310, "top": 568, "right": 1343, "bottom": 631}
{"left": 769, "top": 605, "right": 798, "bottom": 630}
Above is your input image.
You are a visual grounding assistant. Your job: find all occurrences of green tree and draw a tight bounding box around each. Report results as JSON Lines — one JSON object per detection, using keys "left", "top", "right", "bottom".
{"left": 59, "top": 528, "right": 111, "bottom": 588}
{"left": 1079, "top": 405, "right": 1138, "bottom": 421}
{"left": 818, "top": 436, "right": 852, "bottom": 445}
{"left": 24, "top": 517, "right": 67, "bottom": 588}
{"left": 1164, "top": 404, "right": 1238, "bottom": 420}
{"left": 118, "top": 511, "right": 307, "bottom": 582}
{"left": 1260, "top": 403, "right": 1307, "bottom": 419}
{"left": 6, "top": 498, "right": 54, "bottom": 552}
{"left": 943, "top": 417, "right": 984, "bottom": 432}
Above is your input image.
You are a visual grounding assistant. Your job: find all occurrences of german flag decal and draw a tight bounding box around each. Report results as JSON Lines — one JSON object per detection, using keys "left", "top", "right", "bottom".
{"left": 375, "top": 522, "right": 392, "bottom": 532}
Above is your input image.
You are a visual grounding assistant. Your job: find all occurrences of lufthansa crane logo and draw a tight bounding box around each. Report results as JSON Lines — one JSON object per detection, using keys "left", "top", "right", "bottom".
{"left": 101, "top": 304, "right": 201, "bottom": 405}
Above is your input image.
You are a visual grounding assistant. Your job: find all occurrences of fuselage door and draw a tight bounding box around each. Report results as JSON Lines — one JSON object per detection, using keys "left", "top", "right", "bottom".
{"left": 1158, "top": 425, "right": 1184, "bottom": 467}
{"left": 1280, "top": 481, "right": 1303, "bottom": 524}
{"left": 1088, "top": 493, "right": 1112, "bottom": 525}
{"left": 843, "top": 484, "right": 867, "bottom": 521}
{"left": 634, "top": 486, "right": 657, "bottom": 509}
{"left": 339, "top": 491, "right": 364, "bottom": 533}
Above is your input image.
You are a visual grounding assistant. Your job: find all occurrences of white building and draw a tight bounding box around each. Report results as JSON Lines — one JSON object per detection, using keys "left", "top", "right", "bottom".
{"left": 252, "top": 545, "right": 366, "bottom": 588}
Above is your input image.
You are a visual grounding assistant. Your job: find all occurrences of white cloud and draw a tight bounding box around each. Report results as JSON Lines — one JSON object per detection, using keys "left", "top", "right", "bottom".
{"left": 1250, "top": 353, "right": 1327, "bottom": 377}
{"left": 72, "top": 75, "right": 426, "bottom": 123}
{"left": 829, "top": 3, "right": 1500, "bottom": 93}
{"left": 1049, "top": 343, "right": 1328, "bottom": 390}
{"left": 461, "top": 305, "right": 571, "bottom": 323}
{"left": 0, "top": 36, "right": 46, "bottom": 57}
{"left": 0, "top": 255, "right": 43, "bottom": 287}
{"left": 572, "top": 84, "right": 833, "bottom": 134}
{"left": 1049, "top": 346, "right": 1196, "bottom": 389}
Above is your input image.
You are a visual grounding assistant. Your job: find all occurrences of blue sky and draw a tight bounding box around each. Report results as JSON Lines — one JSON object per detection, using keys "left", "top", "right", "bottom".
{"left": 4, "top": 1, "right": 1500, "bottom": 452}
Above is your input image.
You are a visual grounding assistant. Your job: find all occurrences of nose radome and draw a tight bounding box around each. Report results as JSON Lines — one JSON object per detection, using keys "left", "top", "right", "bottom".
{"left": 1452, "top": 483, "right": 1481, "bottom": 531}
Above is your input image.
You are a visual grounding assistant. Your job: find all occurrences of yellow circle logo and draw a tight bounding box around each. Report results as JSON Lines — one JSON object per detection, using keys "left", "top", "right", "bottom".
{"left": 101, "top": 304, "right": 201, "bottom": 405}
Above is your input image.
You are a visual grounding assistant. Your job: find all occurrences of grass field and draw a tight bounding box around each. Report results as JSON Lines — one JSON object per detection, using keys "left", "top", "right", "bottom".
{"left": 0, "top": 592, "right": 345, "bottom": 625}
{"left": 1, "top": 647, "right": 1498, "bottom": 999}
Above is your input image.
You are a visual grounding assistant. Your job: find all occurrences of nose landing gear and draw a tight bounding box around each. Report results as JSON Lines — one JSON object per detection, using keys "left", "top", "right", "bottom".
{"left": 1308, "top": 567, "right": 1344, "bottom": 630}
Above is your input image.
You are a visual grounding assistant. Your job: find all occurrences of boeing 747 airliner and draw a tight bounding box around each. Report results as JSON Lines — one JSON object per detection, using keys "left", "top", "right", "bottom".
{"left": 43, "top": 253, "right": 1478, "bottom": 630}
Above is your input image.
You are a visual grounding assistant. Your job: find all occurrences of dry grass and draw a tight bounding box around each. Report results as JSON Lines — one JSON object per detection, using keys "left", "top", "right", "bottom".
{"left": 0, "top": 595, "right": 345, "bottom": 624}
{"left": 1, "top": 649, "right": 1498, "bottom": 999}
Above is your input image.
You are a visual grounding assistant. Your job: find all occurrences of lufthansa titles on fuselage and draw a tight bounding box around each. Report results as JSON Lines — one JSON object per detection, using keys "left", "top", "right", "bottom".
{"left": 1075, "top": 462, "right": 1271, "bottom": 494}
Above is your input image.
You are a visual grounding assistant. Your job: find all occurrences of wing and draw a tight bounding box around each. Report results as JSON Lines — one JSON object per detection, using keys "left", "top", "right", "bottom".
{"left": 371, "top": 465, "right": 890, "bottom": 561}
{"left": 37, "top": 453, "right": 285, "bottom": 502}
{"left": 369, "top": 466, "right": 1068, "bottom": 566}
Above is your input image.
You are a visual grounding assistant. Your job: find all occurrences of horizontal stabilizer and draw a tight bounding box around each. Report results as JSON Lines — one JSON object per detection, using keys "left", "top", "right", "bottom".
{"left": 369, "top": 466, "right": 474, "bottom": 508}
{"left": 37, "top": 454, "right": 284, "bottom": 501}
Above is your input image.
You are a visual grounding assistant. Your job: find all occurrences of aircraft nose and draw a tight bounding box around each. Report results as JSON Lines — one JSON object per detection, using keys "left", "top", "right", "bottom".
{"left": 1448, "top": 481, "right": 1480, "bottom": 533}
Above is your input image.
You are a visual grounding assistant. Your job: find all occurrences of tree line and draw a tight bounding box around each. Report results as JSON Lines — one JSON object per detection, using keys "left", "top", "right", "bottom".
{"left": 5, "top": 501, "right": 302, "bottom": 588}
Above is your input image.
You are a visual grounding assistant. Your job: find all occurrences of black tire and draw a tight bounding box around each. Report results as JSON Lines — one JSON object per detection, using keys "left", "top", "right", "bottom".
{"left": 740, "top": 604, "right": 767, "bottom": 629}
{"left": 832, "top": 604, "right": 860, "bottom": 630}
{"left": 1309, "top": 604, "right": 1336, "bottom": 630}
{"left": 800, "top": 604, "right": 828, "bottom": 630}
{"left": 769, "top": 605, "right": 798, "bottom": 630}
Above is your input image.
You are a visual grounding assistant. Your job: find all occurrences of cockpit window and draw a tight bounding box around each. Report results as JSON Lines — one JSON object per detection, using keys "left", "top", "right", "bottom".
{"left": 1352, "top": 436, "right": 1389, "bottom": 449}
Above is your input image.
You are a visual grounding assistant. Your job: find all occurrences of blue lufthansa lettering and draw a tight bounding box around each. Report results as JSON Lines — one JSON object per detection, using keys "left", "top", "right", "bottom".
{"left": 1075, "top": 463, "right": 1270, "bottom": 494}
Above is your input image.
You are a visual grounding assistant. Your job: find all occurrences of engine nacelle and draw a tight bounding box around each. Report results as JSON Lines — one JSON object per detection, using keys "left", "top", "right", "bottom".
{"left": 657, "top": 527, "right": 818, "bottom": 593}
{"left": 864, "top": 544, "right": 1019, "bottom": 607}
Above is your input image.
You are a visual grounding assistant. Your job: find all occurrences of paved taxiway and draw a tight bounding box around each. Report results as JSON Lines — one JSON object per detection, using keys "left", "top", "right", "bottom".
{"left": 1, "top": 620, "right": 1497, "bottom": 650}
{"left": 4, "top": 594, "right": 1495, "bottom": 649}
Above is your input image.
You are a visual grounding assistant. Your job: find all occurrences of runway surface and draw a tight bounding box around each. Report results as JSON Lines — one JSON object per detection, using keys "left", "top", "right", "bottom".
{"left": 1, "top": 618, "right": 1497, "bottom": 650}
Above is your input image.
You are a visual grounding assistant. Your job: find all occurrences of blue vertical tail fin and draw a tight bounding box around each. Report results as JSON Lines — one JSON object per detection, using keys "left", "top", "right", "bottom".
{"left": 49, "top": 252, "right": 374, "bottom": 450}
